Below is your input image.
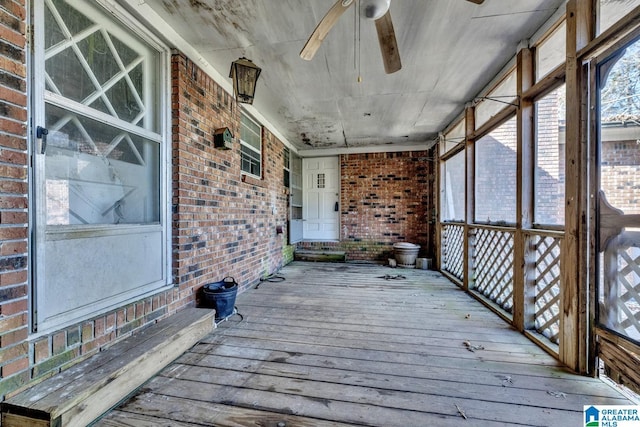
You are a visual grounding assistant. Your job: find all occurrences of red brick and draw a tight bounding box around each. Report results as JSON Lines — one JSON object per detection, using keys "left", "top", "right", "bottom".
{"left": 0, "top": 23, "right": 25, "bottom": 49}
{"left": 116, "top": 309, "right": 126, "bottom": 326}
{"left": 33, "top": 338, "right": 50, "bottom": 363}
{"left": 0, "top": 270, "right": 26, "bottom": 286}
{"left": 106, "top": 313, "right": 116, "bottom": 334}
{"left": 94, "top": 317, "right": 106, "bottom": 337}
{"left": 0, "top": 312, "right": 26, "bottom": 331}
{"left": 0, "top": 326, "right": 27, "bottom": 347}
{"left": 0, "top": 298, "right": 26, "bottom": 316}
{"left": 0, "top": 226, "right": 27, "bottom": 240}
{"left": 0, "top": 180, "right": 26, "bottom": 194}
{"left": 1, "top": 354, "right": 28, "bottom": 376}
{"left": 0, "top": 164, "right": 26, "bottom": 180}
{"left": 52, "top": 331, "right": 65, "bottom": 355}
{"left": 0, "top": 195, "right": 27, "bottom": 209}
{"left": 126, "top": 304, "right": 135, "bottom": 322}
{"left": 0, "top": 212, "right": 28, "bottom": 225}
{"left": 0, "top": 1, "right": 27, "bottom": 21}
{"left": 0, "top": 118, "right": 26, "bottom": 136}
{"left": 81, "top": 322, "right": 94, "bottom": 342}
{"left": 0, "top": 85, "right": 26, "bottom": 106}
{"left": 0, "top": 342, "right": 27, "bottom": 364}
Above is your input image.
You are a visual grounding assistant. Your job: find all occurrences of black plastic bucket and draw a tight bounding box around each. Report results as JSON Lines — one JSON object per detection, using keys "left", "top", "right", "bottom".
{"left": 203, "top": 277, "right": 238, "bottom": 320}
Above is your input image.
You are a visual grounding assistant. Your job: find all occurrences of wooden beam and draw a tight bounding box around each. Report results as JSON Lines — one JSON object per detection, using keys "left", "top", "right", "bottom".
{"left": 468, "top": 105, "right": 517, "bottom": 142}
{"left": 463, "top": 106, "right": 475, "bottom": 292}
{"left": 513, "top": 47, "right": 535, "bottom": 333}
{"left": 436, "top": 142, "right": 442, "bottom": 272}
{"left": 521, "top": 64, "right": 566, "bottom": 102}
{"left": 578, "top": 4, "right": 640, "bottom": 59}
{"left": 561, "top": 0, "right": 594, "bottom": 374}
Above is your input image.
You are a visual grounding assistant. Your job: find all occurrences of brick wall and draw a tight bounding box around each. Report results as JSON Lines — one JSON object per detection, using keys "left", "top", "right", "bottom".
{"left": 0, "top": 42, "right": 292, "bottom": 398}
{"left": 299, "top": 151, "right": 435, "bottom": 262}
{"left": 0, "top": 0, "right": 29, "bottom": 397}
{"left": 535, "top": 90, "right": 565, "bottom": 225}
{"left": 601, "top": 139, "right": 640, "bottom": 213}
{"left": 171, "top": 52, "right": 291, "bottom": 299}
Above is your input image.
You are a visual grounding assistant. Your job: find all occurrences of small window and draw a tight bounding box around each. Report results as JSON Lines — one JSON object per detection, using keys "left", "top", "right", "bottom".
{"left": 240, "top": 112, "right": 261, "bottom": 177}
{"left": 284, "top": 147, "right": 290, "bottom": 188}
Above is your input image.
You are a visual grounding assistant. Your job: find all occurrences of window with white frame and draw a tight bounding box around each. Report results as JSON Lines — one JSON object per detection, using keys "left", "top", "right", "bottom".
{"left": 283, "top": 147, "right": 290, "bottom": 187}
{"left": 43, "top": 0, "right": 162, "bottom": 225}
{"left": 240, "top": 112, "right": 262, "bottom": 177}
{"left": 33, "top": 0, "right": 170, "bottom": 333}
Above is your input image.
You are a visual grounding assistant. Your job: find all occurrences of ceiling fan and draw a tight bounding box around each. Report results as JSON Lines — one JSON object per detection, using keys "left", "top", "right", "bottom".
{"left": 300, "top": 0, "right": 485, "bottom": 74}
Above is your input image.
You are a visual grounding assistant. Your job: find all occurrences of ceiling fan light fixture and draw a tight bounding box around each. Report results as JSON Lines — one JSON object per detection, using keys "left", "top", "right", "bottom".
{"left": 360, "top": 0, "right": 390, "bottom": 20}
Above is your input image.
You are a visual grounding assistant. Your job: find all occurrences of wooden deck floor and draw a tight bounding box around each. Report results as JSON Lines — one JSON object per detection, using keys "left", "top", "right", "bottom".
{"left": 97, "top": 262, "right": 632, "bottom": 426}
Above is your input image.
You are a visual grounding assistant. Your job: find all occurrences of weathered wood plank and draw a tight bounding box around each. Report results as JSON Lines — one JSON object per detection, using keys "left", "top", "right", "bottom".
{"left": 100, "top": 398, "right": 354, "bottom": 427}
{"left": 190, "top": 339, "right": 573, "bottom": 381}
{"left": 146, "top": 367, "right": 586, "bottom": 426}
{"left": 210, "top": 324, "right": 549, "bottom": 364}
{"left": 135, "top": 375, "right": 524, "bottom": 427}
{"left": 98, "top": 262, "right": 631, "bottom": 426}
{"left": 173, "top": 352, "right": 628, "bottom": 407}
{"left": 181, "top": 345, "right": 624, "bottom": 398}
{"left": 2, "top": 308, "right": 215, "bottom": 427}
{"left": 216, "top": 316, "right": 540, "bottom": 349}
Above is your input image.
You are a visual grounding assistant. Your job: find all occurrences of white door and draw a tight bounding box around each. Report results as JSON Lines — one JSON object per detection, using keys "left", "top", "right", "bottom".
{"left": 32, "top": 1, "right": 169, "bottom": 333}
{"left": 303, "top": 157, "right": 340, "bottom": 240}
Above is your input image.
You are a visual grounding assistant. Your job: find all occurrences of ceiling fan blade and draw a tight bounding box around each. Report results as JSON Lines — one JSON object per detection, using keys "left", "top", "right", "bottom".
{"left": 300, "top": 0, "right": 354, "bottom": 61}
{"left": 466, "top": 0, "right": 485, "bottom": 4}
{"left": 375, "top": 10, "right": 401, "bottom": 74}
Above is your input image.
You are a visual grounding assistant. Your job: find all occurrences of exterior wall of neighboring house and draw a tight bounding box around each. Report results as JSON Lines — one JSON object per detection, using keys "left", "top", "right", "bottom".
{"left": 601, "top": 135, "right": 640, "bottom": 213}
{"left": 0, "top": 2, "right": 292, "bottom": 397}
{"left": 298, "top": 151, "right": 436, "bottom": 262}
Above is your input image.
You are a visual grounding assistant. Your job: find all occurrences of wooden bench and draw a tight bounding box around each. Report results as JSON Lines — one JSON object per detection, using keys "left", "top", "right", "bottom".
{"left": 1, "top": 308, "right": 215, "bottom": 427}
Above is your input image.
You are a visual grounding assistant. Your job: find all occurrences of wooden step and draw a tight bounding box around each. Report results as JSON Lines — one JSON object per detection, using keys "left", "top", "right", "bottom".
{"left": 294, "top": 249, "right": 346, "bottom": 262}
{"left": 1, "top": 308, "right": 215, "bottom": 427}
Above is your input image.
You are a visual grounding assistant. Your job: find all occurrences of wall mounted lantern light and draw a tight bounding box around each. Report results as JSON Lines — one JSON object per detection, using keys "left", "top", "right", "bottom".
{"left": 229, "top": 57, "right": 262, "bottom": 104}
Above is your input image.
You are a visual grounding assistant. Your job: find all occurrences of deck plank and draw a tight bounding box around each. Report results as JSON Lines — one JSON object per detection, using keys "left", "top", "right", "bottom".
{"left": 97, "top": 262, "right": 633, "bottom": 427}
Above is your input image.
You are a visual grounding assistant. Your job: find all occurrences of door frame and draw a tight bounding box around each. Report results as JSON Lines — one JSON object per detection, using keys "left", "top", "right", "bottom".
{"left": 302, "top": 156, "right": 340, "bottom": 241}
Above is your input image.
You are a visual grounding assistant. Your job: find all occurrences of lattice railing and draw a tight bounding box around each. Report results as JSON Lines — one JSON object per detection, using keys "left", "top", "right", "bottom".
{"left": 602, "top": 231, "right": 640, "bottom": 342}
{"left": 531, "top": 234, "right": 562, "bottom": 344}
{"left": 442, "top": 223, "right": 464, "bottom": 281}
{"left": 472, "top": 227, "right": 514, "bottom": 313}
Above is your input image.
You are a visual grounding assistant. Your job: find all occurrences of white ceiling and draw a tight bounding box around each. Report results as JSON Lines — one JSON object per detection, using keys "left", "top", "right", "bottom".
{"left": 128, "top": 0, "right": 566, "bottom": 152}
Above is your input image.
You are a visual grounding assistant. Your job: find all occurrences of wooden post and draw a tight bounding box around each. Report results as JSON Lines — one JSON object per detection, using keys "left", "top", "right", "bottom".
{"left": 463, "top": 106, "right": 475, "bottom": 292}
{"left": 513, "top": 46, "right": 535, "bottom": 332}
{"left": 435, "top": 140, "right": 442, "bottom": 272}
{"left": 562, "top": 0, "right": 594, "bottom": 374}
